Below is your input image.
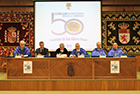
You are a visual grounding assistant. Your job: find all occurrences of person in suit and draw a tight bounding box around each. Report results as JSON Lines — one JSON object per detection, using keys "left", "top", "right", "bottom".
{"left": 107, "top": 42, "right": 124, "bottom": 57}
{"left": 13, "top": 40, "right": 31, "bottom": 57}
{"left": 35, "top": 41, "right": 48, "bottom": 56}
{"left": 55, "top": 43, "right": 69, "bottom": 57}
{"left": 70, "top": 43, "right": 89, "bottom": 57}
{"left": 91, "top": 42, "right": 106, "bottom": 57}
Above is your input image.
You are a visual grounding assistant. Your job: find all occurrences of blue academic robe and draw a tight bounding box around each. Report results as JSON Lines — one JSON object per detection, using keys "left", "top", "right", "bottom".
{"left": 91, "top": 48, "right": 106, "bottom": 56}
{"left": 13, "top": 46, "right": 31, "bottom": 56}
{"left": 70, "top": 48, "right": 88, "bottom": 57}
{"left": 107, "top": 48, "right": 124, "bottom": 57}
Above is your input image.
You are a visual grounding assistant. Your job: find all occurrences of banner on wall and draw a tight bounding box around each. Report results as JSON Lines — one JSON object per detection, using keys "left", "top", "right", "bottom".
{"left": 110, "top": 61, "right": 120, "bottom": 73}
{"left": 0, "top": 12, "right": 34, "bottom": 56}
{"left": 102, "top": 12, "right": 140, "bottom": 54}
{"left": 23, "top": 61, "right": 32, "bottom": 74}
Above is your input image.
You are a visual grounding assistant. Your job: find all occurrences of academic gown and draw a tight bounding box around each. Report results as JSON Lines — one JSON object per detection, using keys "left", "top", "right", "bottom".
{"left": 13, "top": 46, "right": 31, "bottom": 56}
{"left": 70, "top": 48, "right": 89, "bottom": 57}
{"left": 107, "top": 48, "right": 124, "bottom": 57}
{"left": 91, "top": 48, "right": 106, "bottom": 56}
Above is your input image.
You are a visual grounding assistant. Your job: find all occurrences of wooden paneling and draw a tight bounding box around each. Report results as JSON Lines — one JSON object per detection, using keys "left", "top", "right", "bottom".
{"left": 0, "top": 7, "right": 33, "bottom": 12}
{"left": 0, "top": 0, "right": 140, "bottom": 12}
{"left": 50, "top": 58, "right": 92, "bottom": 79}
{"left": 102, "top": 0, "right": 140, "bottom": 5}
{"left": 94, "top": 58, "right": 137, "bottom": 79}
{"left": 102, "top": 0, "right": 140, "bottom": 11}
{"left": 1, "top": 80, "right": 140, "bottom": 90}
{"left": 0, "top": 0, "right": 33, "bottom": 5}
{"left": 7, "top": 58, "right": 93, "bottom": 79}
{"left": 6, "top": 58, "right": 137, "bottom": 79}
{"left": 0, "top": 0, "right": 34, "bottom": 12}
{"left": 136, "top": 56, "right": 140, "bottom": 71}
{"left": 7, "top": 58, "right": 49, "bottom": 79}
{"left": 102, "top": 6, "right": 140, "bottom": 11}
{"left": 0, "top": 56, "right": 6, "bottom": 72}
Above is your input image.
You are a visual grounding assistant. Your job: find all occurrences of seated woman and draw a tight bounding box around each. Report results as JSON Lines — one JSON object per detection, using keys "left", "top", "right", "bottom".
{"left": 55, "top": 43, "right": 69, "bottom": 57}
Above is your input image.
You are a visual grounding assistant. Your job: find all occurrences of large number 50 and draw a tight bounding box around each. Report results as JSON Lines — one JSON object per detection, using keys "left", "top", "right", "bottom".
{"left": 51, "top": 13, "right": 84, "bottom": 35}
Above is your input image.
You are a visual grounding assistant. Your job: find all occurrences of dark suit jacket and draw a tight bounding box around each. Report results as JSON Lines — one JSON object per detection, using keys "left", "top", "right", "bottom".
{"left": 55, "top": 48, "right": 69, "bottom": 57}
{"left": 35, "top": 48, "right": 48, "bottom": 56}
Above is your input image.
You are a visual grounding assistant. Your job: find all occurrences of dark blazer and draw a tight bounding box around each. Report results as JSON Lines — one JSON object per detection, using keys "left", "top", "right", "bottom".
{"left": 55, "top": 48, "right": 69, "bottom": 57}
{"left": 35, "top": 48, "right": 48, "bottom": 56}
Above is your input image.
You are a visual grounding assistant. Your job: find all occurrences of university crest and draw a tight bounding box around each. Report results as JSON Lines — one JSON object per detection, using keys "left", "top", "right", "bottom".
{"left": 118, "top": 22, "right": 130, "bottom": 44}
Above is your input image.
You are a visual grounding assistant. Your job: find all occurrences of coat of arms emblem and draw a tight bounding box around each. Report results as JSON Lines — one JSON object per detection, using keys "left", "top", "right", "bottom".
{"left": 67, "top": 62, "right": 75, "bottom": 77}
{"left": 7, "top": 26, "right": 17, "bottom": 43}
{"left": 118, "top": 22, "right": 130, "bottom": 44}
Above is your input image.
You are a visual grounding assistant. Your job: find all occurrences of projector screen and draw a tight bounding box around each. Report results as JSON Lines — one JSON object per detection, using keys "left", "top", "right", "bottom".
{"left": 35, "top": 1, "right": 101, "bottom": 51}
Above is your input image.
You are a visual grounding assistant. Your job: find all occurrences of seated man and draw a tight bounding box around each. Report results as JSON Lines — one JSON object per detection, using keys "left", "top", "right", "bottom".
{"left": 70, "top": 43, "right": 89, "bottom": 57}
{"left": 35, "top": 41, "right": 48, "bottom": 56}
{"left": 55, "top": 43, "right": 69, "bottom": 57}
{"left": 107, "top": 42, "right": 124, "bottom": 57}
{"left": 13, "top": 40, "right": 31, "bottom": 57}
{"left": 91, "top": 42, "right": 106, "bottom": 57}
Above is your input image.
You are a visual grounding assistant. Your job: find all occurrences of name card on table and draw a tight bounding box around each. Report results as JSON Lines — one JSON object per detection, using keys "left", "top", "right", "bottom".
{"left": 15, "top": 56, "right": 21, "bottom": 58}
{"left": 120, "top": 55, "right": 127, "bottom": 58}
{"left": 36, "top": 55, "right": 44, "bottom": 58}
{"left": 78, "top": 55, "right": 85, "bottom": 58}
{"left": 56, "top": 54, "right": 67, "bottom": 58}
{"left": 99, "top": 55, "right": 106, "bottom": 58}
{"left": 23, "top": 61, "right": 32, "bottom": 74}
{"left": 110, "top": 61, "right": 120, "bottom": 73}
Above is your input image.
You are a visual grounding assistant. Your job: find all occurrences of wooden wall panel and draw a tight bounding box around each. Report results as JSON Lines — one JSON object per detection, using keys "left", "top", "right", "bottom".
{"left": 0, "top": 0, "right": 33, "bottom": 12}
{"left": 0, "top": 0, "right": 140, "bottom": 12}
{"left": 102, "top": 0, "right": 140, "bottom": 11}
{"left": 0, "top": 7, "right": 33, "bottom": 12}
{"left": 0, "top": 0, "right": 33, "bottom": 5}
{"left": 102, "top": 0, "right": 140, "bottom": 5}
{"left": 102, "top": 6, "right": 140, "bottom": 11}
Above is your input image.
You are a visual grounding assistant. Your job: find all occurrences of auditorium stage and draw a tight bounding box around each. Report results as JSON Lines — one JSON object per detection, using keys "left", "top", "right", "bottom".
{"left": 1, "top": 72, "right": 140, "bottom": 91}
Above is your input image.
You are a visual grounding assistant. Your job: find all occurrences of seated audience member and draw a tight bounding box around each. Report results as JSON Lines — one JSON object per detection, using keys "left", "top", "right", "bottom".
{"left": 107, "top": 42, "right": 124, "bottom": 57}
{"left": 13, "top": 40, "right": 31, "bottom": 57}
{"left": 70, "top": 43, "right": 89, "bottom": 57}
{"left": 35, "top": 41, "right": 48, "bottom": 56}
{"left": 55, "top": 43, "right": 69, "bottom": 57}
{"left": 91, "top": 42, "right": 106, "bottom": 57}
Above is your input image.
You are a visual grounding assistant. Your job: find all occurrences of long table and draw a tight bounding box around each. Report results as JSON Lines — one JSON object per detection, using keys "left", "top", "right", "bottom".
{"left": 6, "top": 57, "right": 137, "bottom": 79}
